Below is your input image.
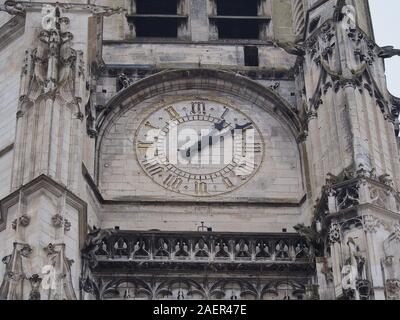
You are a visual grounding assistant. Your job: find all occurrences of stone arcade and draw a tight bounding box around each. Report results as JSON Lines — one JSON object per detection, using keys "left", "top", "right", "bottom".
{"left": 0, "top": 0, "right": 399, "bottom": 300}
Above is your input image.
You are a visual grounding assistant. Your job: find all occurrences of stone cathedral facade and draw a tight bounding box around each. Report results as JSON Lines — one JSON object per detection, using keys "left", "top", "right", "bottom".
{"left": 0, "top": 0, "right": 399, "bottom": 300}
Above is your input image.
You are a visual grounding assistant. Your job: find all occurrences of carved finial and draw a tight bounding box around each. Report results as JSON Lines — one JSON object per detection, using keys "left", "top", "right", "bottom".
{"left": 12, "top": 214, "right": 31, "bottom": 230}
{"left": 333, "top": 0, "right": 347, "bottom": 22}
{"left": 20, "top": 244, "right": 33, "bottom": 258}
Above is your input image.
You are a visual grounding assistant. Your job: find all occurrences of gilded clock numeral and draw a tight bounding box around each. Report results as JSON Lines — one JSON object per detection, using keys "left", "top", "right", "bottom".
{"left": 143, "top": 160, "right": 164, "bottom": 177}
{"left": 223, "top": 177, "right": 235, "bottom": 189}
{"left": 245, "top": 142, "right": 262, "bottom": 154}
{"left": 137, "top": 141, "right": 154, "bottom": 150}
{"left": 191, "top": 101, "right": 206, "bottom": 115}
{"left": 145, "top": 121, "right": 159, "bottom": 130}
{"left": 163, "top": 174, "right": 183, "bottom": 191}
{"left": 165, "top": 106, "right": 180, "bottom": 120}
{"left": 195, "top": 181, "right": 208, "bottom": 195}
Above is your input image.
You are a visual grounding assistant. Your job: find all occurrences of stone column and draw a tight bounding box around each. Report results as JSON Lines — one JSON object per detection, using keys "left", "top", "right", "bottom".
{"left": 328, "top": 222, "right": 343, "bottom": 298}
{"left": 363, "top": 215, "right": 385, "bottom": 300}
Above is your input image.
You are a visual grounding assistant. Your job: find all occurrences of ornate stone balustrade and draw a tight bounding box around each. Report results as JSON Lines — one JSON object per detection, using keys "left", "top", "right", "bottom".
{"left": 80, "top": 229, "right": 315, "bottom": 300}
{"left": 90, "top": 230, "right": 313, "bottom": 272}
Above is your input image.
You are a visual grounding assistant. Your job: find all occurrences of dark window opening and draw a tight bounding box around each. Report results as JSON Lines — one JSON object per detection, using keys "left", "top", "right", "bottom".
{"left": 216, "top": 0, "right": 258, "bottom": 16}
{"left": 136, "top": 0, "right": 177, "bottom": 15}
{"left": 135, "top": 18, "right": 178, "bottom": 38}
{"left": 217, "top": 20, "right": 260, "bottom": 39}
{"left": 244, "top": 46, "right": 259, "bottom": 66}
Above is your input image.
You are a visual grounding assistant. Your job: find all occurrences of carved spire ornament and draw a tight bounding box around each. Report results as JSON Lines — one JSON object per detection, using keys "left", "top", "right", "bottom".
{"left": 11, "top": 3, "right": 89, "bottom": 190}
{"left": 26, "top": 5, "right": 86, "bottom": 106}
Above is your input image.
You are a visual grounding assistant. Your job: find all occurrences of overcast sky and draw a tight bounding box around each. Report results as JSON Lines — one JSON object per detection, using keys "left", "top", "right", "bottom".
{"left": 369, "top": 0, "right": 400, "bottom": 96}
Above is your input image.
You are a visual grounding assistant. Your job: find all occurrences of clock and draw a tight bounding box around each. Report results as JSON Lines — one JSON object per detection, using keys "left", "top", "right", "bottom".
{"left": 135, "top": 99, "right": 264, "bottom": 197}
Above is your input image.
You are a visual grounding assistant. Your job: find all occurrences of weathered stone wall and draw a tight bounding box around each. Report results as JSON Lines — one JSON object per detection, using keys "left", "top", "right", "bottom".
{"left": 99, "top": 203, "right": 302, "bottom": 233}
{"left": 0, "top": 32, "right": 24, "bottom": 194}
{"left": 103, "top": 43, "right": 297, "bottom": 69}
{"left": 99, "top": 0, "right": 295, "bottom": 42}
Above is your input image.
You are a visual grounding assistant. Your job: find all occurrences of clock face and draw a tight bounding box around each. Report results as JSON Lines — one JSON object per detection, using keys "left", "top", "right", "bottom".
{"left": 135, "top": 99, "right": 264, "bottom": 197}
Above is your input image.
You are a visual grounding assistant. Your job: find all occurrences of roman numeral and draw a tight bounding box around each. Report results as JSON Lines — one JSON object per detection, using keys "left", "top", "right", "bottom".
{"left": 163, "top": 174, "right": 183, "bottom": 191}
{"left": 145, "top": 121, "right": 159, "bottom": 130}
{"left": 195, "top": 181, "right": 208, "bottom": 195}
{"left": 165, "top": 106, "right": 180, "bottom": 120}
{"left": 191, "top": 101, "right": 206, "bottom": 115}
{"left": 137, "top": 141, "right": 154, "bottom": 150}
{"left": 245, "top": 142, "right": 262, "bottom": 154}
{"left": 143, "top": 160, "right": 164, "bottom": 176}
{"left": 223, "top": 177, "right": 235, "bottom": 189}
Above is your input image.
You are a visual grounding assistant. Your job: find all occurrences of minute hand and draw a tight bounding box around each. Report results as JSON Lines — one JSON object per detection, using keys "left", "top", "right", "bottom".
{"left": 181, "top": 121, "right": 253, "bottom": 158}
{"left": 181, "top": 125, "right": 230, "bottom": 158}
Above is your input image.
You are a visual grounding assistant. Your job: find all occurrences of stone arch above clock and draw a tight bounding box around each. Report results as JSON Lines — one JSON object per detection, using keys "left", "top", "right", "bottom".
{"left": 95, "top": 69, "right": 304, "bottom": 202}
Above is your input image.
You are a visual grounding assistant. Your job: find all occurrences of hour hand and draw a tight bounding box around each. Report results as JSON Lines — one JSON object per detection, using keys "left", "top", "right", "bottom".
{"left": 235, "top": 122, "right": 253, "bottom": 130}
{"left": 181, "top": 127, "right": 216, "bottom": 158}
{"left": 214, "top": 120, "right": 226, "bottom": 131}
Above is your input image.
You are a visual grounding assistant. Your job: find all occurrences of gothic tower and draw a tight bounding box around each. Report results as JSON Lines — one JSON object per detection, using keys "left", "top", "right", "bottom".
{"left": 0, "top": 0, "right": 398, "bottom": 300}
